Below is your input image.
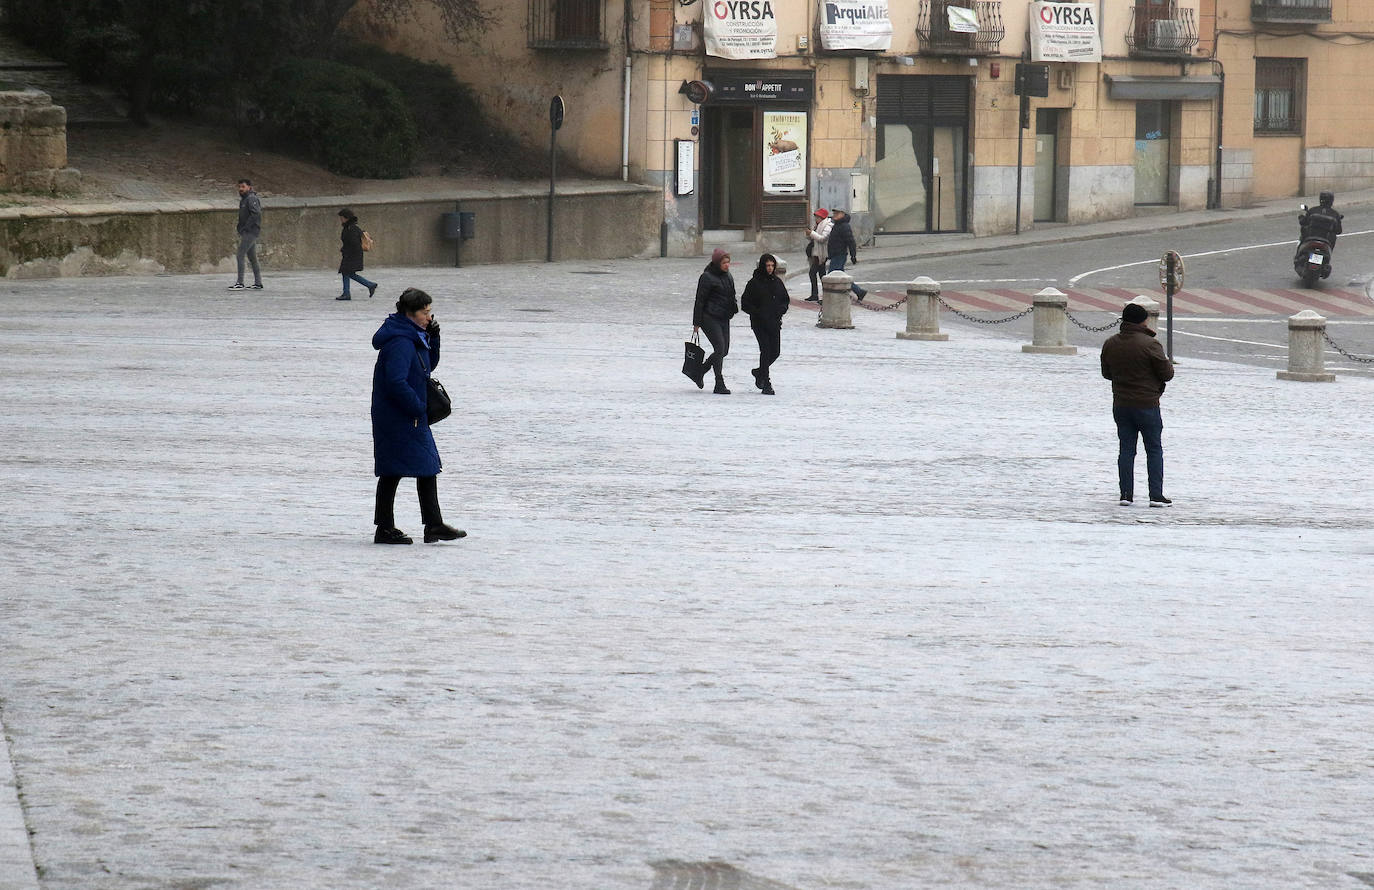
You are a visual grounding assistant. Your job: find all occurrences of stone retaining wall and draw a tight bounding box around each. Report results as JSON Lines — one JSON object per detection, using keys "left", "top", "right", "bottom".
{"left": 0, "top": 182, "right": 662, "bottom": 278}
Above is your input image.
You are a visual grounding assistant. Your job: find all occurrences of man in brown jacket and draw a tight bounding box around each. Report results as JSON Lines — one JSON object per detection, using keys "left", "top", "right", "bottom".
{"left": 1100, "top": 302, "right": 1175, "bottom": 506}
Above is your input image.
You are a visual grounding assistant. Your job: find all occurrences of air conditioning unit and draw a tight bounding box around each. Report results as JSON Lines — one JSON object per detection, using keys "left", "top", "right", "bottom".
{"left": 1148, "top": 19, "right": 1184, "bottom": 50}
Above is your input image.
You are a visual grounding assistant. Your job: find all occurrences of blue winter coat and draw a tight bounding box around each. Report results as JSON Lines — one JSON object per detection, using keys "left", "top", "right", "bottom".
{"left": 371, "top": 312, "right": 442, "bottom": 478}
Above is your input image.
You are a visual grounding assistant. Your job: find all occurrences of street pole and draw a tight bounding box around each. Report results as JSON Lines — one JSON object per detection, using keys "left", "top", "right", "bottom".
{"left": 1165, "top": 252, "right": 1176, "bottom": 360}
{"left": 547, "top": 95, "right": 565, "bottom": 264}
{"left": 1015, "top": 94, "right": 1028, "bottom": 236}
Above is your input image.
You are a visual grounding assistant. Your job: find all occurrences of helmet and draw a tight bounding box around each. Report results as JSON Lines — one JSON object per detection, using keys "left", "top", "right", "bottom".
{"left": 1319, "top": 191, "right": 1335, "bottom": 207}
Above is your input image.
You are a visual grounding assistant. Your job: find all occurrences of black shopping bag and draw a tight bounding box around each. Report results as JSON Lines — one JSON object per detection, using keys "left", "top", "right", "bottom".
{"left": 682, "top": 333, "right": 706, "bottom": 382}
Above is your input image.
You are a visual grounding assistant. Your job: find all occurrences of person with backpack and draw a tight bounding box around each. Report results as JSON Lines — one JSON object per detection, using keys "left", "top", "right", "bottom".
{"left": 336, "top": 207, "right": 378, "bottom": 301}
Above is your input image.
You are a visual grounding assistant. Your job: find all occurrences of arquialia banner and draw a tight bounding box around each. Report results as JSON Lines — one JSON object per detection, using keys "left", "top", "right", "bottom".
{"left": 704, "top": 0, "right": 778, "bottom": 59}
{"left": 818, "top": 0, "right": 893, "bottom": 51}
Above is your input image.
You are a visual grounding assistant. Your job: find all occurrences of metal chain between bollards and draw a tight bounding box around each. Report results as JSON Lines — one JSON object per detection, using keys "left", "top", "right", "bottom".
{"left": 1322, "top": 330, "right": 1374, "bottom": 364}
{"left": 932, "top": 293, "right": 1033, "bottom": 325}
{"left": 1064, "top": 310, "right": 1121, "bottom": 333}
{"left": 851, "top": 295, "right": 909, "bottom": 312}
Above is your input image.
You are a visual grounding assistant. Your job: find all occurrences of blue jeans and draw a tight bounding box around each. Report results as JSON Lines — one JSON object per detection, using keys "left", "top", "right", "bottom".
{"left": 827, "top": 255, "right": 866, "bottom": 297}
{"left": 341, "top": 272, "right": 376, "bottom": 297}
{"left": 1113, "top": 406, "right": 1164, "bottom": 500}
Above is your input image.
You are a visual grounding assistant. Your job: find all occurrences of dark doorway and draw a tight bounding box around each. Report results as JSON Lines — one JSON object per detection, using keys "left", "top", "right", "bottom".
{"left": 875, "top": 75, "right": 970, "bottom": 233}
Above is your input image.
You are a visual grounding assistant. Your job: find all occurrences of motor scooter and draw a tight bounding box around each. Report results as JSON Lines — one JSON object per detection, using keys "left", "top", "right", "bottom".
{"left": 1294, "top": 203, "right": 1334, "bottom": 288}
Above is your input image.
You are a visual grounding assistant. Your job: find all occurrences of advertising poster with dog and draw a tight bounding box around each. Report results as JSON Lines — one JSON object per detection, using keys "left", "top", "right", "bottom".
{"left": 704, "top": 0, "right": 778, "bottom": 59}
{"left": 818, "top": 1, "right": 893, "bottom": 51}
{"left": 763, "top": 111, "right": 806, "bottom": 194}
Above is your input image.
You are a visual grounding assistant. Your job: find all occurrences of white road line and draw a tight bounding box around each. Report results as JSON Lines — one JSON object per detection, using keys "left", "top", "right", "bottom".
{"left": 1172, "top": 328, "right": 1285, "bottom": 350}
{"left": 1067, "top": 228, "right": 1374, "bottom": 286}
{"left": 862, "top": 278, "right": 1051, "bottom": 286}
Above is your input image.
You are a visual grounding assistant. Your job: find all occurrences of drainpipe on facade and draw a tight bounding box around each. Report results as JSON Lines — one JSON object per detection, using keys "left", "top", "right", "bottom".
{"left": 622, "top": 53, "right": 632, "bottom": 181}
{"left": 622, "top": 0, "right": 633, "bottom": 183}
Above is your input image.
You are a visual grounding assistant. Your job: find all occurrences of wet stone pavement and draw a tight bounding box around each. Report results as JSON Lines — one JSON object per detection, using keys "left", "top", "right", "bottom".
{"left": 1, "top": 259, "right": 1373, "bottom": 889}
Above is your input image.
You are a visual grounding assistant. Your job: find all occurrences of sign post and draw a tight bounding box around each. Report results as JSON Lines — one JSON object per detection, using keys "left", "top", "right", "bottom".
{"left": 1158, "top": 250, "right": 1184, "bottom": 360}
{"left": 547, "top": 95, "right": 564, "bottom": 263}
{"left": 1012, "top": 64, "right": 1048, "bottom": 235}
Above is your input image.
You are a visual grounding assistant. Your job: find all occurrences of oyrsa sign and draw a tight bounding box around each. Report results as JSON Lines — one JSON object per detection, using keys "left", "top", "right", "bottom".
{"left": 704, "top": 0, "right": 778, "bottom": 59}
{"left": 1028, "top": 1, "right": 1101, "bottom": 62}
{"left": 819, "top": 1, "right": 893, "bottom": 51}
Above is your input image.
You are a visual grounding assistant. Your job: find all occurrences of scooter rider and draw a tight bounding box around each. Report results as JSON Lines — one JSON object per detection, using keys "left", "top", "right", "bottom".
{"left": 1300, "top": 191, "right": 1343, "bottom": 248}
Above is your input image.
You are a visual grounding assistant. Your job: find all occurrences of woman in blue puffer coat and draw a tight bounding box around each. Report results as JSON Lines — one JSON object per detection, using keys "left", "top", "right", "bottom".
{"left": 370, "top": 287, "right": 465, "bottom": 544}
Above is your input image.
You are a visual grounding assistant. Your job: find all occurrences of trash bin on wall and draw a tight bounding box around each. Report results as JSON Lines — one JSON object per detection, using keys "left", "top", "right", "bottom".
{"left": 440, "top": 211, "right": 476, "bottom": 241}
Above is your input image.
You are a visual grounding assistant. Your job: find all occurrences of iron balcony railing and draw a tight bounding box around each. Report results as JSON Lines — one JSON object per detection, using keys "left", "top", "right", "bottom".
{"left": 917, "top": 1, "right": 1005, "bottom": 56}
{"left": 1124, "top": 6, "right": 1199, "bottom": 57}
{"left": 1251, "top": 0, "right": 1331, "bottom": 23}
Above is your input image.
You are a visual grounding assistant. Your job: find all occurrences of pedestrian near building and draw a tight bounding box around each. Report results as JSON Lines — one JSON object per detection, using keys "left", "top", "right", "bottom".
{"left": 336, "top": 208, "right": 378, "bottom": 301}
{"left": 228, "top": 179, "right": 263, "bottom": 290}
{"left": 370, "top": 287, "right": 465, "bottom": 544}
{"left": 826, "top": 209, "right": 867, "bottom": 302}
{"left": 1100, "top": 302, "right": 1175, "bottom": 507}
{"left": 691, "top": 248, "right": 738, "bottom": 395}
{"left": 804, "top": 208, "right": 831, "bottom": 302}
{"left": 740, "top": 253, "right": 789, "bottom": 395}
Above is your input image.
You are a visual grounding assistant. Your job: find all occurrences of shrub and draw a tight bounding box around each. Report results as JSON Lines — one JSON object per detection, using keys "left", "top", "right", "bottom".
{"left": 257, "top": 58, "right": 418, "bottom": 179}
{"left": 334, "top": 41, "right": 544, "bottom": 177}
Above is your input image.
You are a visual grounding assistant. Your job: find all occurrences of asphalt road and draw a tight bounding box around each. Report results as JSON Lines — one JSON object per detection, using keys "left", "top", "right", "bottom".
{"left": 856, "top": 212, "right": 1374, "bottom": 377}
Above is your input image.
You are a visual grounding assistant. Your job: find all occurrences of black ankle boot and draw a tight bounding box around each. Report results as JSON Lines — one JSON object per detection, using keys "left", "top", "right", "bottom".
{"left": 374, "top": 527, "right": 412, "bottom": 545}
{"left": 713, "top": 379, "right": 730, "bottom": 395}
{"left": 424, "top": 523, "right": 467, "bottom": 542}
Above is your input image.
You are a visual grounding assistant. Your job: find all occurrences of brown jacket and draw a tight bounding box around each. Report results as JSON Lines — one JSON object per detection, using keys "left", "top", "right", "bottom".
{"left": 1100, "top": 322, "right": 1174, "bottom": 408}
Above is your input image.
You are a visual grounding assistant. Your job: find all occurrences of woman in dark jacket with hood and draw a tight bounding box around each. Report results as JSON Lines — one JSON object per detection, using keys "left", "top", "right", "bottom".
{"left": 370, "top": 287, "right": 464, "bottom": 544}
{"left": 692, "top": 247, "right": 738, "bottom": 394}
{"left": 740, "top": 253, "right": 789, "bottom": 395}
{"left": 336, "top": 207, "right": 378, "bottom": 301}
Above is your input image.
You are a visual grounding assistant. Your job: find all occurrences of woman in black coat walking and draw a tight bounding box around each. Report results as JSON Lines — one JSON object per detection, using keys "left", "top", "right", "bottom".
{"left": 336, "top": 207, "right": 378, "bottom": 301}
{"left": 740, "top": 253, "right": 789, "bottom": 395}
{"left": 692, "top": 248, "right": 738, "bottom": 394}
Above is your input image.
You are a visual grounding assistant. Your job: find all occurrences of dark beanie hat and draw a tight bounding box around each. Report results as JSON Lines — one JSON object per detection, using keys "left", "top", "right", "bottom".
{"left": 1122, "top": 303, "right": 1149, "bottom": 324}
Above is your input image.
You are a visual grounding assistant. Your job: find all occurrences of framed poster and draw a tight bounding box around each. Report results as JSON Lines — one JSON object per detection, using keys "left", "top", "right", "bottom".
{"left": 675, "top": 139, "right": 694, "bottom": 196}
{"left": 762, "top": 111, "right": 806, "bottom": 195}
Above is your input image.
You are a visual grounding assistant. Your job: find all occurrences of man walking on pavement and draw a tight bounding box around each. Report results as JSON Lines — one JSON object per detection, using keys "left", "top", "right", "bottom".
{"left": 826, "top": 209, "right": 867, "bottom": 302}
{"left": 1101, "top": 302, "right": 1174, "bottom": 507}
{"left": 229, "top": 178, "right": 263, "bottom": 290}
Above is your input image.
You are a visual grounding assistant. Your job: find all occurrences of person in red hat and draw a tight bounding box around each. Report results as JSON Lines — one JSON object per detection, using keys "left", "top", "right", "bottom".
{"left": 804, "top": 208, "right": 832, "bottom": 302}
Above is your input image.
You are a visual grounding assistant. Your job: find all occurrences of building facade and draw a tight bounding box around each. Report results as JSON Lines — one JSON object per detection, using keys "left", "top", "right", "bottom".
{"left": 349, "top": 0, "right": 1374, "bottom": 254}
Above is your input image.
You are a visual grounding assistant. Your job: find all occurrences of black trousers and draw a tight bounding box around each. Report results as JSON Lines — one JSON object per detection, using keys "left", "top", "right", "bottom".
{"left": 698, "top": 315, "right": 729, "bottom": 381}
{"left": 375, "top": 475, "right": 443, "bottom": 529}
{"left": 752, "top": 321, "right": 781, "bottom": 379}
{"left": 808, "top": 255, "right": 823, "bottom": 298}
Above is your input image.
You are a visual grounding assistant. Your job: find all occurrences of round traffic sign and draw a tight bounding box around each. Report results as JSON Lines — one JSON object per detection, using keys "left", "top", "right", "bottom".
{"left": 549, "top": 95, "right": 565, "bottom": 131}
{"left": 1158, "top": 250, "right": 1184, "bottom": 290}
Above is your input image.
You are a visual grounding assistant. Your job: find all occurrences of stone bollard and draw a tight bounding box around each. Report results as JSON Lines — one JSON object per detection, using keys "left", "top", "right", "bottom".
{"left": 1130, "top": 295, "right": 1161, "bottom": 331}
{"left": 818, "top": 270, "right": 855, "bottom": 329}
{"left": 896, "top": 276, "right": 948, "bottom": 341}
{"left": 1277, "top": 309, "right": 1336, "bottom": 381}
{"left": 774, "top": 257, "right": 787, "bottom": 276}
{"left": 1022, "top": 287, "right": 1077, "bottom": 355}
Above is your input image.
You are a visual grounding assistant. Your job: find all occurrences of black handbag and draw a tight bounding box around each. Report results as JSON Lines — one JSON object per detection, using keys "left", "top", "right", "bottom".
{"left": 682, "top": 332, "right": 706, "bottom": 383}
{"left": 426, "top": 377, "right": 452, "bottom": 425}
